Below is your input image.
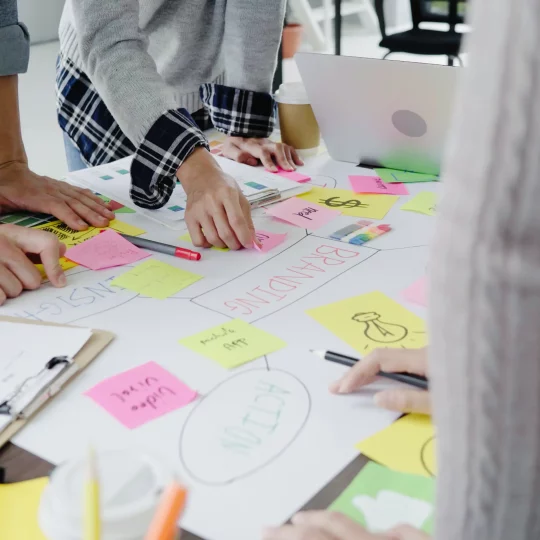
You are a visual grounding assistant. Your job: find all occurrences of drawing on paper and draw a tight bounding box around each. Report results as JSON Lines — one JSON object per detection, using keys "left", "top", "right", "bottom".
{"left": 351, "top": 312, "right": 408, "bottom": 343}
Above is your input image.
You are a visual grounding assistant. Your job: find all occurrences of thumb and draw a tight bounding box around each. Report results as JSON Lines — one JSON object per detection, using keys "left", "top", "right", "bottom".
{"left": 374, "top": 389, "right": 431, "bottom": 415}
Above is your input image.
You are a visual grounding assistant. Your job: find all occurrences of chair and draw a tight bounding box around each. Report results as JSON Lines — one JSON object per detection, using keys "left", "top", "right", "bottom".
{"left": 374, "top": 0, "right": 466, "bottom": 66}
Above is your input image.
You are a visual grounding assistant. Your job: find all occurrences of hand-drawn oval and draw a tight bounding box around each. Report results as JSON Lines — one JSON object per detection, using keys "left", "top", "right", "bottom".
{"left": 0, "top": 267, "right": 139, "bottom": 325}
{"left": 179, "top": 368, "right": 311, "bottom": 485}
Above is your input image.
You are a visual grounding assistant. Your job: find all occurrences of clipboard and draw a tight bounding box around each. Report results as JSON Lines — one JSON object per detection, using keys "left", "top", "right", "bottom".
{"left": 0, "top": 316, "right": 114, "bottom": 449}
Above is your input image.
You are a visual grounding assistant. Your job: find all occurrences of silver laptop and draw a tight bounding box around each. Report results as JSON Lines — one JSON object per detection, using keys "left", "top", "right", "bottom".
{"left": 295, "top": 53, "right": 459, "bottom": 175}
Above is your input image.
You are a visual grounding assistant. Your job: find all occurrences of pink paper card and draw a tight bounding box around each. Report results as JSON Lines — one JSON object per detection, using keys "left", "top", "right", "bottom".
{"left": 265, "top": 198, "right": 340, "bottom": 230}
{"left": 85, "top": 361, "right": 197, "bottom": 429}
{"left": 401, "top": 276, "right": 427, "bottom": 307}
{"left": 268, "top": 166, "right": 311, "bottom": 183}
{"left": 253, "top": 230, "right": 287, "bottom": 252}
{"left": 349, "top": 175, "right": 409, "bottom": 196}
{"left": 65, "top": 229, "right": 150, "bottom": 270}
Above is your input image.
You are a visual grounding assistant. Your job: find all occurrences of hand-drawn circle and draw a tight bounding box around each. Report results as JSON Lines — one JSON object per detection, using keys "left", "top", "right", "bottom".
{"left": 420, "top": 436, "right": 436, "bottom": 477}
{"left": 179, "top": 369, "right": 311, "bottom": 485}
{"left": 391, "top": 110, "right": 427, "bottom": 138}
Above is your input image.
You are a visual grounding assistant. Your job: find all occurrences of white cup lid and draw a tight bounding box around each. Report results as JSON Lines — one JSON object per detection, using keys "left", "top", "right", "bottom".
{"left": 275, "top": 82, "right": 310, "bottom": 105}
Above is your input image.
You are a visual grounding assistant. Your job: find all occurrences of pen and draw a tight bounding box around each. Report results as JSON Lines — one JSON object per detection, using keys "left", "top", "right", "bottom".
{"left": 311, "top": 349, "right": 429, "bottom": 390}
{"left": 84, "top": 447, "right": 101, "bottom": 540}
{"left": 145, "top": 481, "right": 187, "bottom": 540}
{"left": 118, "top": 234, "right": 201, "bottom": 261}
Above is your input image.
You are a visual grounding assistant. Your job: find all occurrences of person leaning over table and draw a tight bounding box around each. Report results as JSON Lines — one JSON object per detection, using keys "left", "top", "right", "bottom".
{"left": 0, "top": 0, "right": 113, "bottom": 305}
{"left": 266, "top": 0, "right": 540, "bottom": 539}
{"left": 56, "top": 0, "right": 302, "bottom": 251}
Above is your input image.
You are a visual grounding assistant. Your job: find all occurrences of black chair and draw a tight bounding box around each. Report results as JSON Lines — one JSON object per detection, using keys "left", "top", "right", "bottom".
{"left": 374, "top": 0, "right": 466, "bottom": 66}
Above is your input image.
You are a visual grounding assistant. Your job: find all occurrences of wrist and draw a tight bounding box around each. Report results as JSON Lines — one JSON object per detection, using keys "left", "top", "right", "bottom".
{"left": 176, "top": 146, "right": 221, "bottom": 192}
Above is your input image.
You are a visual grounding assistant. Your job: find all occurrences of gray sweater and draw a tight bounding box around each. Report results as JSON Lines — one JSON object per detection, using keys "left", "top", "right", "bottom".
{"left": 0, "top": 0, "right": 29, "bottom": 76}
{"left": 59, "top": 0, "right": 285, "bottom": 146}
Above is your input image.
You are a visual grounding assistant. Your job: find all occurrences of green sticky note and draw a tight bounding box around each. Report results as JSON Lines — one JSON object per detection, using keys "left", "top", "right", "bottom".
{"left": 111, "top": 260, "right": 202, "bottom": 299}
{"left": 179, "top": 319, "right": 286, "bottom": 369}
{"left": 114, "top": 206, "right": 136, "bottom": 214}
{"left": 400, "top": 192, "right": 437, "bottom": 216}
{"left": 375, "top": 168, "right": 438, "bottom": 184}
{"left": 330, "top": 462, "right": 434, "bottom": 533}
{"left": 179, "top": 232, "right": 229, "bottom": 252}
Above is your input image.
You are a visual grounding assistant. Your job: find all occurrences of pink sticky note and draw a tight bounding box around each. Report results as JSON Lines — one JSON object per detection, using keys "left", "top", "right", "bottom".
{"left": 265, "top": 198, "right": 340, "bottom": 230}
{"left": 253, "top": 230, "right": 287, "bottom": 252}
{"left": 85, "top": 361, "right": 197, "bottom": 429}
{"left": 65, "top": 229, "right": 150, "bottom": 270}
{"left": 268, "top": 166, "right": 311, "bottom": 183}
{"left": 401, "top": 277, "right": 427, "bottom": 307}
{"left": 349, "top": 175, "right": 409, "bottom": 196}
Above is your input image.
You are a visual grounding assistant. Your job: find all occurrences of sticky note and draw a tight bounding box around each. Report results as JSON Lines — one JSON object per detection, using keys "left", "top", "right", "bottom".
{"left": 179, "top": 319, "right": 286, "bottom": 369}
{"left": 270, "top": 167, "right": 311, "bottom": 183}
{"left": 330, "top": 462, "right": 434, "bottom": 533}
{"left": 298, "top": 187, "right": 398, "bottom": 219}
{"left": 179, "top": 232, "right": 229, "bottom": 252}
{"left": 35, "top": 257, "right": 78, "bottom": 280}
{"left": 402, "top": 277, "right": 427, "bottom": 307}
{"left": 349, "top": 175, "right": 408, "bottom": 196}
{"left": 254, "top": 230, "right": 287, "bottom": 252}
{"left": 357, "top": 414, "right": 435, "bottom": 477}
{"left": 0, "top": 477, "right": 48, "bottom": 540}
{"left": 400, "top": 192, "right": 437, "bottom": 216}
{"left": 265, "top": 197, "right": 340, "bottom": 230}
{"left": 85, "top": 361, "right": 197, "bottom": 429}
{"left": 107, "top": 219, "right": 146, "bottom": 236}
{"left": 111, "top": 259, "right": 202, "bottom": 299}
{"left": 65, "top": 230, "right": 150, "bottom": 270}
{"left": 307, "top": 291, "right": 427, "bottom": 355}
{"left": 374, "top": 168, "right": 438, "bottom": 184}
{"left": 97, "top": 195, "right": 135, "bottom": 213}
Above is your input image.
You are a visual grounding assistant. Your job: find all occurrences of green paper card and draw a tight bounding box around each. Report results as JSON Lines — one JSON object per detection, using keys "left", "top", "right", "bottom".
{"left": 179, "top": 319, "right": 286, "bottom": 369}
{"left": 330, "top": 462, "right": 435, "bottom": 533}
{"left": 375, "top": 168, "right": 439, "bottom": 184}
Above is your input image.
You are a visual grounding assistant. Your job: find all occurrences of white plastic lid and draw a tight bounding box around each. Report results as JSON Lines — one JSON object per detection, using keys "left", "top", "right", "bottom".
{"left": 275, "top": 82, "right": 310, "bottom": 105}
{"left": 39, "top": 450, "right": 176, "bottom": 540}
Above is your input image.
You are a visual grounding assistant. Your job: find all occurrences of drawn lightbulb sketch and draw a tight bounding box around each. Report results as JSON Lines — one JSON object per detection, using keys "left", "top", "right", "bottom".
{"left": 351, "top": 312, "right": 408, "bottom": 343}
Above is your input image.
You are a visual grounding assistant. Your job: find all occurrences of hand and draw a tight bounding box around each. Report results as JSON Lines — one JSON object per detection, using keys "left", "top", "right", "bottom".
{"left": 178, "top": 147, "right": 256, "bottom": 250}
{"left": 0, "top": 224, "right": 67, "bottom": 305}
{"left": 329, "top": 348, "right": 430, "bottom": 415}
{"left": 0, "top": 162, "right": 115, "bottom": 231}
{"left": 222, "top": 137, "right": 303, "bottom": 172}
{"left": 263, "top": 511, "right": 429, "bottom": 540}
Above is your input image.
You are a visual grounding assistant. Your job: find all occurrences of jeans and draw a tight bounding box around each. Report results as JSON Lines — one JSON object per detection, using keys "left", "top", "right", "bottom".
{"left": 63, "top": 133, "right": 88, "bottom": 172}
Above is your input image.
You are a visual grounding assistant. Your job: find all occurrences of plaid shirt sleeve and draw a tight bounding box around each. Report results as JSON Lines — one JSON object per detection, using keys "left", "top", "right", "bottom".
{"left": 200, "top": 83, "right": 276, "bottom": 138}
{"left": 129, "top": 108, "right": 209, "bottom": 209}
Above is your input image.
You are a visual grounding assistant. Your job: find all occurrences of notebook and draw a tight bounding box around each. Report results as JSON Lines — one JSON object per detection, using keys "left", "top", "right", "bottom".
{"left": 0, "top": 317, "right": 114, "bottom": 447}
{"left": 67, "top": 155, "right": 312, "bottom": 229}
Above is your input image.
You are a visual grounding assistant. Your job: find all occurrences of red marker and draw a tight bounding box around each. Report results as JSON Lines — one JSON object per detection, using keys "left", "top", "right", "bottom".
{"left": 118, "top": 234, "right": 201, "bottom": 261}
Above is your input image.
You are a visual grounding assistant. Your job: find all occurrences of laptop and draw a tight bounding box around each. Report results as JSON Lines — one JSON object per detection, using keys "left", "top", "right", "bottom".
{"left": 295, "top": 53, "right": 459, "bottom": 175}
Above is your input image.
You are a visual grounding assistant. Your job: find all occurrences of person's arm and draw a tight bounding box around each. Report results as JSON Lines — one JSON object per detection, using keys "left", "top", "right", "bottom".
{"left": 429, "top": 2, "right": 540, "bottom": 539}
{"left": 200, "top": 0, "right": 302, "bottom": 172}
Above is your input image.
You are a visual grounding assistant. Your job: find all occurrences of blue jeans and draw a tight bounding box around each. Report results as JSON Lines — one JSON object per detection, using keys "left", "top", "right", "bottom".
{"left": 63, "top": 133, "right": 88, "bottom": 172}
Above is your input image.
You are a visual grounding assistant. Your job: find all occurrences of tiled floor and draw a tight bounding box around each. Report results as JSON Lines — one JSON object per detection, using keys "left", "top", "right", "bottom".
{"left": 19, "top": 22, "right": 465, "bottom": 180}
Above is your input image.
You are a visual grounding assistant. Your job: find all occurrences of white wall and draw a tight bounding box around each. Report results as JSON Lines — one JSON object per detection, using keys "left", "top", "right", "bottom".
{"left": 18, "top": 0, "right": 65, "bottom": 44}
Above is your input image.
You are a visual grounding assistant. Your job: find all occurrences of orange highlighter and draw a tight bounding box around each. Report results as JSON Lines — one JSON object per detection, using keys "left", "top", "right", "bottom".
{"left": 145, "top": 482, "right": 188, "bottom": 540}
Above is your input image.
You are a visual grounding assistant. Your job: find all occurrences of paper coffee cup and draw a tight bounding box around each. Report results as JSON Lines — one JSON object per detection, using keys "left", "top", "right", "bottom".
{"left": 275, "top": 82, "right": 320, "bottom": 157}
{"left": 39, "top": 450, "right": 179, "bottom": 540}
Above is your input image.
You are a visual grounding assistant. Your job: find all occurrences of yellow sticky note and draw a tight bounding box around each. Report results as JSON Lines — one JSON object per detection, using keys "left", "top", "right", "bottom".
{"left": 307, "top": 291, "right": 427, "bottom": 355}
{"left": 0, "top": 477, "right": 48, "bottom": 539}
{"left": 357, "top": 414, "right": 436, "bottom": 477}
{"left": 107, "top": 219, "right": 145, "bottom": 236}
{"left": 33, "top": 219, "right": 145, "bottom": 249}
{"left": 400, "top": 192, "right": 437, "bottom": 216}
{"left": 35, "top": 257, "right": 78, "bottom": 280}
{"left": 179, "top": 319, "right": 286, "bottom": 369}
{"left": 111, "top": 259, "right": 202, "bottom": 299}
{"left": 179, "top": 232, "right": 229, "bottom": 252}
{"left": 298, "top": 187, "right": 398, "bottom": 219}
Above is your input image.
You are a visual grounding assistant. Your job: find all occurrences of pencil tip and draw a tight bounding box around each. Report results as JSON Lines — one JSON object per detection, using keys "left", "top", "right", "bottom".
{"left": 88, "top": 446, "right": 98, "bottom": 478}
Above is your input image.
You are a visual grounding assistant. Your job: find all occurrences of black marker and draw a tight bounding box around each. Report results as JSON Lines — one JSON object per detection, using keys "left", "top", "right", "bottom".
{"left": 311, "top": 349, "right": 429, "bottom": 390}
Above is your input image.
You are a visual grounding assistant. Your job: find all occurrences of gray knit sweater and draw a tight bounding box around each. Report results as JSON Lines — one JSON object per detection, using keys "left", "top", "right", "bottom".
{"left": 430, "top": 0, "right": 540, "bottom": 538}
{"left": 59, "top": 0, "right": 285, "bottom": 146}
